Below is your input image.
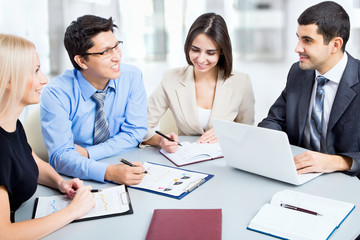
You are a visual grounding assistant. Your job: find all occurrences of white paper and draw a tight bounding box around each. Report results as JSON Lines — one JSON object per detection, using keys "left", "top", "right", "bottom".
{"left": 131, "top": 162, "right": 208, "bottom": 196}
{"left": 248, "top": 190, "right": 355, "bottom": 240}
{"left": 271, "top": 190, "right": 354, "bottom": 226}
{"left": 160, "top": 142, "right": 223, "bottom": 166}
{"left": 34, "top": 185, "right": 129, "bottom": 220}
{"left": 248, "top": 204, "right": 336, "bottom": 240}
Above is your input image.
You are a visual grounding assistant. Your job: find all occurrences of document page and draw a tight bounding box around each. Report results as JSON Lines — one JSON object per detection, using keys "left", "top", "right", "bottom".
{"left": 248, "top": 203, "right": 336, "bottom": 240}
{"left": 270, "top": 190, "right": 355, "bottom": 226}
{"left": 160, "top": 142, "right": 223, "bottom": 166}
{"left": 132, "top": 162, "right": 208, "bottom": 197}
{"left": 248, "top": 190, "right": 355, "bottom": 239}
{"left": 34, "top": 185, "right": 130, "bottom": 220}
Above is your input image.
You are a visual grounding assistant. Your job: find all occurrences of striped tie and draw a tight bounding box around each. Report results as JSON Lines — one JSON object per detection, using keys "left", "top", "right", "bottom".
{"left": 92, "top": 90, "right": 110, "bottom": 145}
{"left": 309, "top": 75, "right": 328, "bottom": 152}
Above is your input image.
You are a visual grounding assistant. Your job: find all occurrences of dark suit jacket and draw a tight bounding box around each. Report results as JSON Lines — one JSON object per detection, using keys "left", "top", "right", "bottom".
{"left": 258, "top": 53, "right": 360, "bottom": 176}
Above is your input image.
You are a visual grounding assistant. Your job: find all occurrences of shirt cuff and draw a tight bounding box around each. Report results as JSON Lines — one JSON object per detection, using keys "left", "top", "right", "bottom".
{"left": 89, "top": 161, "right": 109, "bottom": 183}
{"left": 349, "top": 158, "right": 359, "bottom": 173}
{"left": 87, "top": 144, "right": 106, "bottom": 161}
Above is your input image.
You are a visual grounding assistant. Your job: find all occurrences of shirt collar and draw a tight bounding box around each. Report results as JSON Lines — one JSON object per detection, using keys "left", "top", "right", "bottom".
{"left": 315, "top": 52, "right": 348, "bottom": 84}
{"left": 76, "top": 70, "right": 116, "bottom": 100}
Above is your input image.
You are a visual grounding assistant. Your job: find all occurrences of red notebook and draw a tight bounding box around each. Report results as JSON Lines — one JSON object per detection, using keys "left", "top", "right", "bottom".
{"left": 145, "top": 209, "right": 222, "bottom": 240}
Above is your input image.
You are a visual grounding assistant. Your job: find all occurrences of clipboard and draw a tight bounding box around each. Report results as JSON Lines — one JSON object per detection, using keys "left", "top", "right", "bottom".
{"left": 129, "top": 162, "right": 214, "bottom": 199}
{"left": 32, "top": 185, "right": 133, "bottom": 223}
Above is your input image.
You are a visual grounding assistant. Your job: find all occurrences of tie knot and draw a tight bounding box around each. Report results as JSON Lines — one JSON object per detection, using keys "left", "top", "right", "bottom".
{"left": 92, "top": 90, "right": 107, "bottom": 105}
{"left": 316, "top": 76, "right": 328, "bottom": 88}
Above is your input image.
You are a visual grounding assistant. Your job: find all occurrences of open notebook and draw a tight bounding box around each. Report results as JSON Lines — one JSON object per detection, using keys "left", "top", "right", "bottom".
{"left": 160, "top": 142, "right": 223, "bottom": 166}
{"left": 247, "top": 190, "right": 355, "bottom": 239}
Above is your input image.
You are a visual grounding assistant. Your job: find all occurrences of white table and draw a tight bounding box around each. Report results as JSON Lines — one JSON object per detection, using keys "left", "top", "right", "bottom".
{"left": 16, "top": 137, "right": 360, "bottom": 239}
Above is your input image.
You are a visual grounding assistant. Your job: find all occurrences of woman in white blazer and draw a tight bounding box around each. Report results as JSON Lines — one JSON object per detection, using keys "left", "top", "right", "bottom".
{"left": 142, "top": 13, "right": 255, "bottom": 152}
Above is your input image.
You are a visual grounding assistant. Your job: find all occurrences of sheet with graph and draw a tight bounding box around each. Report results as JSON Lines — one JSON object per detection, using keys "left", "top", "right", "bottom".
{"left": 32, "top": 185, "right": 133, "bottom": 222}
{"left": 130, "top": 162, "right": 214, "bottom": 199}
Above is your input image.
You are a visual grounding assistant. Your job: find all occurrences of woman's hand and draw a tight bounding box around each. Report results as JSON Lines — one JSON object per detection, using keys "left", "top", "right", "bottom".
{"left": 159, "top": 132, "right": 179, "bottom": 153}
{"left": 58, "top": 178, "right": 84, "bottom": 198}
{"left": 197, "top": 128, "right": 218, "bottom": 143}
{"left": 67, "top": 186, "right": 96, "bottom": 219}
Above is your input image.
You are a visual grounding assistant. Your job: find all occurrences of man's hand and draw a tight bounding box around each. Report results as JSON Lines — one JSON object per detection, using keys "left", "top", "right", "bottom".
{"left": 294, "top": 151, "right": 352, "bottom": 174}
{"left": 105, "top": 162, "right": 145, "bottom": 185}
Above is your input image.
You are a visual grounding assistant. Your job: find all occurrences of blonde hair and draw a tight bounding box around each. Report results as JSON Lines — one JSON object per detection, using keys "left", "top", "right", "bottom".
{"left": 0, "top": 34, "right": 35, "bottom": 123}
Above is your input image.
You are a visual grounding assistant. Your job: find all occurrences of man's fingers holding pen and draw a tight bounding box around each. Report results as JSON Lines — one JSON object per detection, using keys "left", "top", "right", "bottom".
{"left": 106, "top": 163, "right": 145, "bottom": 185}
{"left": 130, "top": 161, "right": 146, "bottom": 174}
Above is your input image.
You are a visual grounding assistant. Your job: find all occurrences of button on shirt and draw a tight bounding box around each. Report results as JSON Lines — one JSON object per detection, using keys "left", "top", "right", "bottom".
{"left": 40, "top": 63, "right": 147, "bottom": 182}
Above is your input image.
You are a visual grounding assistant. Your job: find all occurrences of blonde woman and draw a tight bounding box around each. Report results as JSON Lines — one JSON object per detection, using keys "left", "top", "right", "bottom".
{"left": 0, "top": 34, "right": 95, "bottom": 239}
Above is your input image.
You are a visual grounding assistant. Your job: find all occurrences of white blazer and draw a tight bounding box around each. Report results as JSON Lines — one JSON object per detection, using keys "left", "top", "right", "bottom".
{"left": 143, "top": 65, "right": 255, "bottom": 140}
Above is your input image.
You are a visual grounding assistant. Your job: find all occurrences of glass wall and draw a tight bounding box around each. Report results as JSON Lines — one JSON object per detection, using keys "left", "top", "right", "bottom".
{"left": 1, "top": 0, "right": 360, "bottom": 74}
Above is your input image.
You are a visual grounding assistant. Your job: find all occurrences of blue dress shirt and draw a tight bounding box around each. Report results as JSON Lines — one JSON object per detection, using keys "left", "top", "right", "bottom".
{"left": 40, "top": 63, "right": 147, "bottom": 182}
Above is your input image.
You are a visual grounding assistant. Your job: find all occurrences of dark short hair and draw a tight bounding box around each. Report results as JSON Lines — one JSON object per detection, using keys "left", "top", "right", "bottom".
{"left": 297, "top": 1, "right": 350, "bottom": 52}
{"left": 64, "top": 15, "right": 117, "bottom": 70}
{"left": 184, "top": 13, "right": 233, "bottom": 79}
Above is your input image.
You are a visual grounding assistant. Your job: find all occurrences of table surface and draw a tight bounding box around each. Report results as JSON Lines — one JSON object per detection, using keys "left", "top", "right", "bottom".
{"left": 16, "top": 137, "right": 360, "bottom": 240}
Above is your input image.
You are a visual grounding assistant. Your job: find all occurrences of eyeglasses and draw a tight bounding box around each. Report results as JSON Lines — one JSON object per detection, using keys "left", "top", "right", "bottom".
{"left": 84, "top": 41, "right": 123, "bottom": 59}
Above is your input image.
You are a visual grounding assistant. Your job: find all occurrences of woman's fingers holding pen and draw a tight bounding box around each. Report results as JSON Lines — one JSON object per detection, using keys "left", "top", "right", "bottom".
{"left": 160, "top": 132, "right": 179, "bottom": 153}
{"left": 59, "top": 178, "right": 84, "bottom": 198}
{"left": 68, "top": 185, "right": 95, "bottom": 219}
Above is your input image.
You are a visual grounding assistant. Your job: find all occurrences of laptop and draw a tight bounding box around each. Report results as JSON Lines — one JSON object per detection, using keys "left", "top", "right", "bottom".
{"left": 212, "top": 119, "right": 322, "bottom": 185}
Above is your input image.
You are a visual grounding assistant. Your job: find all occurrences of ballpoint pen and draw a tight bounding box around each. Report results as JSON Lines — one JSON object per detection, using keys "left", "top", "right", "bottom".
{"left": 73, "top": 189, "right": 101, "bottom": 194}
{"left": 91, "top": 189, "right": 101, "bottom": 193}
{"left": 280, "top": 203, "right": 322, "bottom": 216}
{"left": 155, "top": 130, "right": 182, "bottom": 146}
{"left": 120, "top": 158, "right": 148, "bottom": 174}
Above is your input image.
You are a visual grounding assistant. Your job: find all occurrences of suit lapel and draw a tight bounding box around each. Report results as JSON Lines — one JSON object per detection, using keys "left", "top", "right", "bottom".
{"left": 176, "top": 66, "right": 204, "bottom": 133}
{"left": 328, "top": 55, "right": 359, "bottom": 131}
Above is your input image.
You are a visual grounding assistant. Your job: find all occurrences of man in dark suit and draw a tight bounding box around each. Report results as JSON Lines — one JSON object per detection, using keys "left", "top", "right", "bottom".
{"left": 258, "top": 1, "right": 360, "bottom": 176}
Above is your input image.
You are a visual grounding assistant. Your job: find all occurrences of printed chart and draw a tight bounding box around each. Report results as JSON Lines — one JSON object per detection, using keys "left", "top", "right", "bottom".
{"left": 34, "top": 185, "right": 130, "bottom": 220}
{"left": 132, "top": 162, "right": 208, "bottom": 196}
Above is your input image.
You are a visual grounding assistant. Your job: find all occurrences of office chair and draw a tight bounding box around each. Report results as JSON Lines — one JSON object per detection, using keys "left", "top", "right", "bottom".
{"left": 23, "top": 104, "right": 49, "bottom": 162}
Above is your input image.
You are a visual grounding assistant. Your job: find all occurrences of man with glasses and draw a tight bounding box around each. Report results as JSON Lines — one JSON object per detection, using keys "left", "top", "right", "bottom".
{"left": 40, "top": 15, "right": 147, "bottom": 185}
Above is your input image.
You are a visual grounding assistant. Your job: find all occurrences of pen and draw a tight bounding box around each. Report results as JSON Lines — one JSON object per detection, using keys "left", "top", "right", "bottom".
{"left": 155, "top": 130, "right": 182, "bottom": 146}
{"left": 280, "top": 203, "right": 321, "bottom": 216}
{"left": 73, "top": 189, "right": 101, "bottom": 194}
{"left": 120, "top": 158, "right": 148, "bottom": 174}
